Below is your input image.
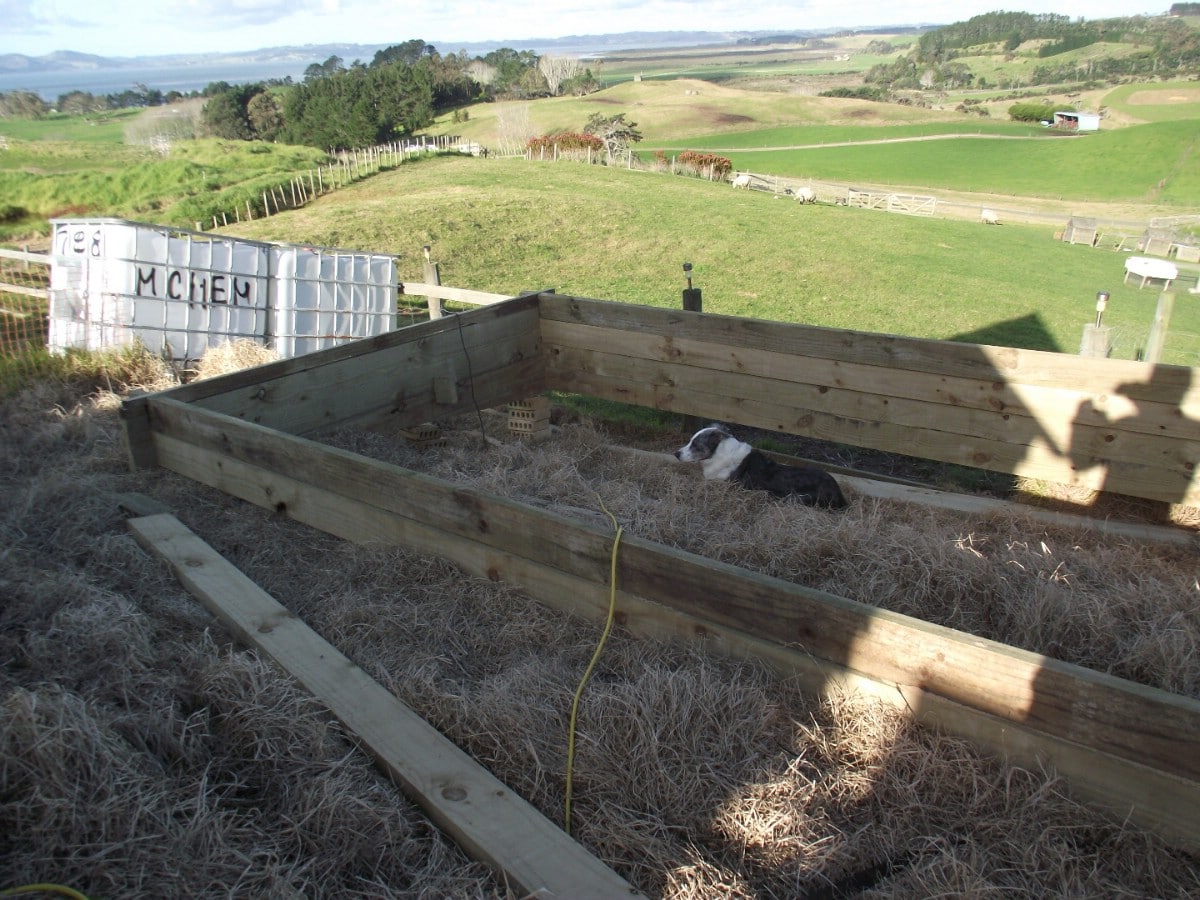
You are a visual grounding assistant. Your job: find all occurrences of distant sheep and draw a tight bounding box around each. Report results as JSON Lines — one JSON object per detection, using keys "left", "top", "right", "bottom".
{"left": 981, "top": 208, "right": 1001, "bottom": 225}
{"left": 731, "top": 173, "right": 753, "bottom": 190}
{"left": 794, "top": 186, "right": 816, "bottom": 204}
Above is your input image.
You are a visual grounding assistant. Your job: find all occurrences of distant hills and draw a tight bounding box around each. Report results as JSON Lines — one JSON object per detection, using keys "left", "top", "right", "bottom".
{"left": 0, "top": 27, "right": 928, "bottom": 74}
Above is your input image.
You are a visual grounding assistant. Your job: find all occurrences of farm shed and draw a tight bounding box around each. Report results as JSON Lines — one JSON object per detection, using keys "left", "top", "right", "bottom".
{"left": 117, "top": 290, "right": 1200, "bottom": 873}
{"left": 1053, "top": 111, "right": 1100, "bottom": 131}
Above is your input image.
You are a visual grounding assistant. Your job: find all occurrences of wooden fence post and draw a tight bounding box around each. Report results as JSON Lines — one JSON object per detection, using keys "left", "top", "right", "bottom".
{"left": 423, "top": 245, "right": 443, "bottom": 319}
{"left": 1144, "top": 291, "right": 1176, "bottom": 364}
{"left": 682, "top": 263, "right": 702, "bottom": 434}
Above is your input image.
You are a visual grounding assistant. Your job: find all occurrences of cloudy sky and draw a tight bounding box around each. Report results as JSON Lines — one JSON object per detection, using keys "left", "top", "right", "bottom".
{"left": 1, "top": 0, "right": 1158, "bottom": 58}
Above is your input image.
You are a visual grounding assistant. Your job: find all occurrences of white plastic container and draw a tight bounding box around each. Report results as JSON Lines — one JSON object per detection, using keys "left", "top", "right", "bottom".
{"left": 48, "top": 219, "right": 396, "bottom": 363}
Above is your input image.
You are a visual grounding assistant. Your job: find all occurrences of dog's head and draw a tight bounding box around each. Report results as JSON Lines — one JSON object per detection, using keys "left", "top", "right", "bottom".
{"left": 674, "top": 424, "right": 733, "bottom": 463}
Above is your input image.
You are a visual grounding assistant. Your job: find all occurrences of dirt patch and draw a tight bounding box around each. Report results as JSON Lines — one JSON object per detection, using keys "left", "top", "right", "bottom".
{"left": 711, "top": 112, "right": 755, "bottom": 125}
{"left": 1125, "top": 88, "right": 1200, "bottom": 106}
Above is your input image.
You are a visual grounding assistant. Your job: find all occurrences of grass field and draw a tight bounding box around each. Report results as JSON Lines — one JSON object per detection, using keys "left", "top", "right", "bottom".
{"left": 0, "top": 107, "right": 142, "bottom": 143}
{"left": 221, "top": 154, "right": 1200, "bottom": 367}
{"left": 697, "top": 120, "right": 1200, "bottom": 204}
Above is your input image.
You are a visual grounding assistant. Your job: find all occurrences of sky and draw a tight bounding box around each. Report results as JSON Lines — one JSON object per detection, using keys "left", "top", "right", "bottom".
{"left": 0, "top": 0, "right": 1160, "bottom": 58}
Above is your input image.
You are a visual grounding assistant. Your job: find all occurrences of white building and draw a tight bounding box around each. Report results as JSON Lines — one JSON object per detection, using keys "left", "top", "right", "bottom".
{"left": 1053, "top": 111, "right": 1101, "bottom": 132}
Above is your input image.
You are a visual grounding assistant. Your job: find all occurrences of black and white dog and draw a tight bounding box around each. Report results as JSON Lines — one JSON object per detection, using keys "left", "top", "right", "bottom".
{"left": 674, "top": 424, "right": 847, "bottom": 509}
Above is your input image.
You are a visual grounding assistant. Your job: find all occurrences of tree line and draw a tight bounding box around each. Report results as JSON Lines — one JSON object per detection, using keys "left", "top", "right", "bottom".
{"left": 0, "top": 38, "right": 601, "bottom": 151}
{"left": 864, "top": 11, "right": 1200, "bottom": 91}
{"left": 203, "top": 40, "right": 602, "bottom": 150}
{"left": 0, "top": 80, "right": 241, "bottom": 119}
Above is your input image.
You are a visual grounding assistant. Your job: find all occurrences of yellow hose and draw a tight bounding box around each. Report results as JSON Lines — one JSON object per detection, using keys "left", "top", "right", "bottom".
{"left": 564, "top": 496, "right": 623, "bottom": 836}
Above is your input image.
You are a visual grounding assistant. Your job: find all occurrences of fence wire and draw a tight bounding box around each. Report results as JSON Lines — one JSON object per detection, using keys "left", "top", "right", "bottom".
{"left": 0, "top": 248, "right": 50, "bottom": 381}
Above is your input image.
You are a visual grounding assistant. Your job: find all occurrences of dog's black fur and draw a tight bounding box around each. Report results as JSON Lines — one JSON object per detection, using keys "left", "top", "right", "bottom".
{"left": 674, "top": 424, "right": 847, "bottom": 509}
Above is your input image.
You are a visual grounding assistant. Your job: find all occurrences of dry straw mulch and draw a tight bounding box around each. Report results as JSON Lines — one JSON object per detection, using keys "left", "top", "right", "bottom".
{"left": 2, "top": 368, "right": 1198, "bottom": 898}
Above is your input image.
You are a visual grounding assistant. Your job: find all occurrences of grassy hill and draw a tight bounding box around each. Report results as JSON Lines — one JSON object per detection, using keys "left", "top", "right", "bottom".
{"left": 442, "top": 77, "right": 993, "bottom": 151}
{"left": 221, "top": 154, "right": 1200, "bottom": 367}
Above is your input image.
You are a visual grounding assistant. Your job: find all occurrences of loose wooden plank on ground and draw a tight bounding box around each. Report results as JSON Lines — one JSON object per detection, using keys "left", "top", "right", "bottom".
{"left": 126, "top": 512, "right": 641, "bottom": 900}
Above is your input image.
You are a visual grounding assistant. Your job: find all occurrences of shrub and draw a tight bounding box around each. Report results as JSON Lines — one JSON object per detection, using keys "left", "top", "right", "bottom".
{"left": 1008, "top": 101, "right": 1057, "bottom": 123}
{"left": 525, "top": 132, "right": 604, "bottom": 159}
{"left": 819, "top": 86, "right": 887, "bottom": 102}
{"left": 676, "top": 151, "right": 733, "bottom": 180}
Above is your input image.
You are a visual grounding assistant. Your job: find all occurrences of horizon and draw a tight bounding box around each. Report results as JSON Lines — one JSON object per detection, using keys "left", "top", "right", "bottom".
{"left": 3, "top": 1, "right": 1157, "bottom": 59}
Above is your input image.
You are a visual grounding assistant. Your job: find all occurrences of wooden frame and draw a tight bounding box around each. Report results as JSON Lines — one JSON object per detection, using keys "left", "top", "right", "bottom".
{"left": 121, "top": 292, "right": 1200, "bottom": 854}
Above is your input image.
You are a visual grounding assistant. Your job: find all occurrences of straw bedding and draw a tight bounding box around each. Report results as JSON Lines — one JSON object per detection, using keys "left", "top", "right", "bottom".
{"left": 2, "top": 369, "right": 1198, "bottom": 898}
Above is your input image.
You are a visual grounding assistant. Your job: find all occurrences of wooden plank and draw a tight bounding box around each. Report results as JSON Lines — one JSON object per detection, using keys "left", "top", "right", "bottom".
{"left": 118, "top": 394, "right": 158, "bottom": 470}
{"left": 544, "top": 351, "right": 1200, "bottom": 505}
{"left": 145, "top": 297, "right": 544, "bottom": 437}
{"left": 137, "top": 399, "right": 1200, "bottom": 781}
{"left": 139, "top": 413, "right": 1200, "bottom": 850}
{"left": 162, "top": 292, "right": 541, "bottom": 405}
{"left": 194, "top": 311, "right": 541, "bottom": 433}
{"left": 537, "top": 294, "right": 1200, "bottom": 407}
{"left": 838, "top": 475, "right": 1197, "bottom": 546}
{"left": 400, "top": 282, "right": 513, "bottom": 305}
{"left": 126, "top": 512, "right": 642, "bottom": 900}
{"left": 541, "top": 317, "right": 1200, "bottom": 440}
{"left": 546, "top": 342, "right": 1199, "bottom": 470}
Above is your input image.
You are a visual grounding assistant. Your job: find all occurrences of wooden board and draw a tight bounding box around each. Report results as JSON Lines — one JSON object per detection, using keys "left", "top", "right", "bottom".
{"left": 544, "top": 347, "right": 1198, "bottom": 503}
{"left": 537, "top": 294, "right": 1200, "bottom": 408}
{"left": 132, "top": 396, "right": 1200, "bottom": 849}
{"left": 126, "top": 512, "right": 642, "bottom": 900}
{"left": 537, "top": 295, "right": 1200, "bottom": 505}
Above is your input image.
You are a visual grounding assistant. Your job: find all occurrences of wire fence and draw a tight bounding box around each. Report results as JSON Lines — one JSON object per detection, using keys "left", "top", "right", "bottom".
{"left": 0, "top": 246, "right": 50, "bottom": 382}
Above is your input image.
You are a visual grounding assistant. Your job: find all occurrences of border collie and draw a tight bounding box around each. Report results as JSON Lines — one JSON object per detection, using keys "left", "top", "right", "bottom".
{"left": 674, "top": 424, "right": 847, "bottom": 509}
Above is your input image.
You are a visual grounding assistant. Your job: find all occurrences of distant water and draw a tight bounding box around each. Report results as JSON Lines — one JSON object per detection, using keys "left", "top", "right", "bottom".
{"left": 0, "top": 60, "right": 314, "bottom": 101}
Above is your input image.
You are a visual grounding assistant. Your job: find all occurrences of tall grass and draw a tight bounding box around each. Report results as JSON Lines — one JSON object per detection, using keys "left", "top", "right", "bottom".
{"left": 0, "top": 138, "right": 331, "bottom": 239}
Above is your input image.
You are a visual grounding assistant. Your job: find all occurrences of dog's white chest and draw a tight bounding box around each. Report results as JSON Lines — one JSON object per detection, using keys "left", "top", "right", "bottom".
{"left": 700, "top": 438, "right": 752, "bottom": 481}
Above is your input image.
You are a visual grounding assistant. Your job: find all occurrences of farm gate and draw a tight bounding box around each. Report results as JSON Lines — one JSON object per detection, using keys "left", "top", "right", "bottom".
{"left": 847, "top": 189, "right": 937, "bottom": 215}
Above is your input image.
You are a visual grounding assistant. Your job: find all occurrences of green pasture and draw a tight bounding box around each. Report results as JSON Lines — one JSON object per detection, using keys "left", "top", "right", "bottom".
{"left": 221, "top": 155, "right": 1200, "bottom": 367}
{"left": 591, "top": 37, "right": 909, "bottom": 83}
{"left": 1102, "top": 79, "right": 1200, "bottom": 123}
{"left": 0, "top": 108, "right": 141, "bottom": 143}
{"left": 609, "top": 52, "right": 901, "bottom": 82}
{"left": 648, "top": 120, "right": 1047, "bottom": 149}
{"left": 657, "top": 120, "right": 1200, "bottom": 204}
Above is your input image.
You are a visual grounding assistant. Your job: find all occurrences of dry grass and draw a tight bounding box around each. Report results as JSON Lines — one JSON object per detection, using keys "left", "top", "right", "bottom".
{"left": 2, "top": 370, "right": 1199, "bottom": 898}
{"left": 190, "top": 340, "right": 279, "bottom": 381}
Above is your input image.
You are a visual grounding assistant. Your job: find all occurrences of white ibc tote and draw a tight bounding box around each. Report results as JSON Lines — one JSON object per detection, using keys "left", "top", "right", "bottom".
{"left": 48, "top": 219, "right": 396, "bottom": 363}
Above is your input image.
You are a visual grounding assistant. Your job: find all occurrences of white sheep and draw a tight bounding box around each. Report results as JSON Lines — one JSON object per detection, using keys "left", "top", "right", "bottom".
{"left": 794, "top": 186, "right": 816, "bottom": 203}
{"left": 731, "top": 173, "right": 752, "bottom": 190}
{"left": 981, "top": 208, "right": 1001, "bottom": 225}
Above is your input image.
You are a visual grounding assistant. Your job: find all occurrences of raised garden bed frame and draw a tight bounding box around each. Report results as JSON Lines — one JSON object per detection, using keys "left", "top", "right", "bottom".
{"left": 120, "top": 291, "right": 1200, "bottom": 858}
